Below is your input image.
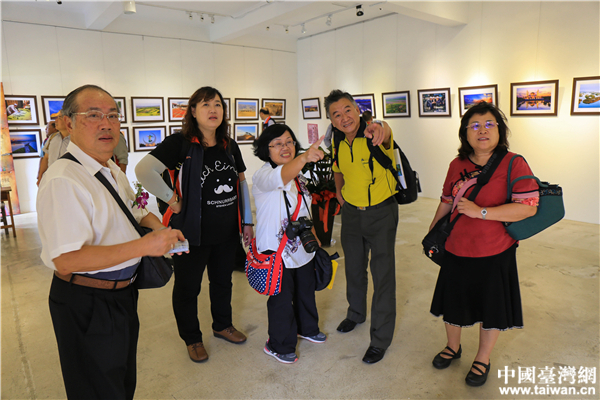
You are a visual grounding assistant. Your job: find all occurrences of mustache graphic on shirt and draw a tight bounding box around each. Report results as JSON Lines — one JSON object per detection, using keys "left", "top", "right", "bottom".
{"left": 214, "top": 185, "right": 233, "bottom": 194}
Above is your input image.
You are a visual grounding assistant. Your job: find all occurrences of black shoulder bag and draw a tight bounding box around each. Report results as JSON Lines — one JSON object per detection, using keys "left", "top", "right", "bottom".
{"left": 422, "top": 150, "right": 507, "bottom": 266}
{"left": 61, "top": 152, "right": 173, "bottom": 289}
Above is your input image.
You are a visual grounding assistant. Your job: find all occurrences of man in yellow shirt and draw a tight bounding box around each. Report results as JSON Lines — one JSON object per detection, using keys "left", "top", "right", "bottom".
{"left": 326, "top": 89, "right": 398, "bottom": 364}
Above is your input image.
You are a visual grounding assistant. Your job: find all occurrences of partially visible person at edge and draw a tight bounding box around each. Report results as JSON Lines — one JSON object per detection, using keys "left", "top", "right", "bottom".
{"left": 112, "top": 131, "right": 129, "bottom": 173}
{"left": 362, "top": 110, "right": 373, "bottom": 125}
{"left": 259, "top": 108, "right": 275, "bottom": 131}
{"left": 325, "top": 89, "right": 398, "bottom": 365}
{"left": 251, "top": 124, "right": 327, "bottom": 364}
{"left": 37, "top": 84, "right": 184, "bottom": 400}
{"left": 428, "top": 101, "right": 538, "bottom": 387}
{"left": 37, "top": 111, "right": 70, "bottom": 186}
{"left": 136, "top": 86, "right": 254, "bottom": 363}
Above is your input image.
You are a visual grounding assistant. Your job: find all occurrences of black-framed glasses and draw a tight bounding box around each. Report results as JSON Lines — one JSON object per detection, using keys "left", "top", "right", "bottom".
{"left": 468, "top": 121, "right": 498, "bottom": 131}
{"left": 269, "top": 140, "right": 296, "bottom": 150}
{"left": 71, "top": 111, "right": 122, "bottom": 124}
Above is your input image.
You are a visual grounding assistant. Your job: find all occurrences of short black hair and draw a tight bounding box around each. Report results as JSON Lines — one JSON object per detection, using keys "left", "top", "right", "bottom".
{"left": 362, "top": 110, "right": 373, "bottom": 122}
{"left": 253, "top": 124, "right": 301, "bottom": 162}
{"left": 324, "top": 89, "right": 357, "bottom": 118}
{"left": 457, "top": 101, "right": 510, "bottom": 159}
{"left": 259, "top": 108, "right": 270, "bottom": 115}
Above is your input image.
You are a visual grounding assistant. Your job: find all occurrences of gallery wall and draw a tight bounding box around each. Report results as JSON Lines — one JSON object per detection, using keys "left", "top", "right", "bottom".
{"left": 296, "top": 1, "right": 600, "bottom": 224}
{"left": 2, "top": 21, "right": 298, "bottom": 213}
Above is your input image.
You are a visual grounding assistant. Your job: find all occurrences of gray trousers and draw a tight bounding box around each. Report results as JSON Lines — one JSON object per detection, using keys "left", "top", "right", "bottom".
{"left": 340, "top": 199, "right": 398, "bottom": 349}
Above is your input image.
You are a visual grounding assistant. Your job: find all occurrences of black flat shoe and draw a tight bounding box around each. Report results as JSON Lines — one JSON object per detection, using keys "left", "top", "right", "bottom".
{"left": 362, "top": 346, "right": 386, "bottom": 364}
{"left": 336, "top": 318, "right": 358, "bottom": 333}
{"left": 465, "top": 361, "right": 491, "bottom": 387}
{"left": 432, "top": 345, "right": 462, "bottom": 369}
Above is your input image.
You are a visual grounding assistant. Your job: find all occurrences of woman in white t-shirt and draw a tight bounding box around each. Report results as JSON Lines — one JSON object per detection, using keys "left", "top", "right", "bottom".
{"left": 252, "top": 124, "right": 327, "bottom": 364}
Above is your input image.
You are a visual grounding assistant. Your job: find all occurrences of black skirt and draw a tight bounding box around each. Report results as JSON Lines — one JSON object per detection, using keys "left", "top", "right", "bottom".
{"left": 430, "top": 243, "right": 523, "bottom": 330}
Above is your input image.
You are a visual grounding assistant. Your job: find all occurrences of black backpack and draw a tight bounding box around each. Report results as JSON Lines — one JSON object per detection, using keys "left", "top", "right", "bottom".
{"left": 333, "top": 129, "right": 421, "bottom": 205}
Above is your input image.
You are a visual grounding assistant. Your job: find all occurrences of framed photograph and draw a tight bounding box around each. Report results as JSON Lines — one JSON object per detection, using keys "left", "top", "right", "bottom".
{"left": 10, "top": 129, "right": 42, "bottom": 158}
{"left": 167, "top": 97, "right": 188, "bottom": 122}
{"left": 41, "top": 96, "right": 65, "bottom": 125}
{"left": 222, "top": 98, "right": 231, "bottom": 121}
{"left": 302, "top": 98, "right": 321, "bottom": 119}
{"left": 382, "top": 91, "right": 410, "bottom": 118}
{"left": 131, "top": 97, "right": 164, "bottom": 123}
{"left": 234, "top": 123, "right": 258, "bottom": 144}
{"left": 307, "top": 123, "right": 319, "bottom": 144}
{"left": 262, "top": 98, "right": 286, "bottom": 119}
{"left": 571, "top": 76, "right": 600, "bottom": 116}
{"left": 510, "top": 80, "right": 559, "bottom": 116}
{"left": 352, "top": 93, "right": 376, "bottom": 118}
{"left": 119, "top": 127, "right": 130, "bottom": 152}
{"left": 417, "top": 88, "right": 451, "bottom": 117}
{"left": 235, "top": 98, "right": 259, "bottom": 120}
{"left": 5, "top": 95, "right": 39, "bottom": 125}
{"left": 458, "top": 84, "right": 498, "bottom": 117}
{"left": 169, "top": 125, "right": 183, "bottom": 136}
{"left": 114, "top": 97, "right": 127, "bottom": 123}
{"left": 132, "top": 126, "right": 166, "bottom": 152}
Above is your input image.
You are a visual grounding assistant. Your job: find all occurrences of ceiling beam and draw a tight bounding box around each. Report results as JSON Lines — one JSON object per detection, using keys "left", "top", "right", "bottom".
{"left": 385, "top": 1, "right": 468, "bottom": 27}
{"left": 209, "top": 2, "right": 314, "bottom": 43}
{"left": 85, "top": 2, "right": 124, "bottom": 31}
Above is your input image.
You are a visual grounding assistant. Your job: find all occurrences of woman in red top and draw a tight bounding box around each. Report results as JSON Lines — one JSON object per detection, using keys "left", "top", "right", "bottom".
{"left": 428, "top": 102, "right": 539, "bottom": 386}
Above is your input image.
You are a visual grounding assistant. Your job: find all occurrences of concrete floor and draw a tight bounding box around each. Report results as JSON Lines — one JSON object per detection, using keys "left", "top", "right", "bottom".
{"left": 2, "top": 197, "right": 598, "bottom": 400}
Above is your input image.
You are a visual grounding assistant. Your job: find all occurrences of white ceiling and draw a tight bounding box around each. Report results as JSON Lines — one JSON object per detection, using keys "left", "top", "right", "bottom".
{"left": 1, "top": 1, "right": 469, "bottom": 52}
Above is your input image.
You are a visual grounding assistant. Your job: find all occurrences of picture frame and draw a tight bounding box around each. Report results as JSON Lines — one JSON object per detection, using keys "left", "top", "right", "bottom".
{"left": 132, "top": 126, "right": 166, "bottom": 152}
{"left": 352, "top": 93, "right": 376, "bottom": 118}
{"left": 223, "top": 98, "right": 231, "bottom": 121}
{"left": 261, "top": 98, "right": 286, "bottom": 119}
{"left": 302, "top": 98, "right": 321, "bottom": 119}
{"left": 41, "top": 96, "right": 65, "bottom": 125}
{"left": 234, "top": 123, "right": 259, "bottom": 145}
{"left": 570, "top": 76, "right": 600, "bottom": 116}
{"left": 382, "top": 91, "right": 410, "bottom": 118}
{"left": 510, "top": 80, "right": 559, "bottom": 116}
{"left": 235, "top": 98, "right": 259, "bottom": 120}
{"left": 457, "top": 84, "right": 498, "bottom": 117}
{"left": 131, "top": 97, "right": 165, "bottom": 123}
{"left": 169, "top": 125, "right": 183, "bottom": 136}
{"left": 114, "top": 97, "right": 127, "bottom": 123}
{"left": 417, "top": 88, "right": 451, "bottom": 117}
{"left": 10, "top": 129, "right": 43, "bottom": 158}
{"left": 5, "top": 95, "right": 39, "bottom": 125}
{"left": 119, "top": 127, "right": 130, "bottom": 152}
{"left": 167, "top": 97, "right": 188, "bottom": 122}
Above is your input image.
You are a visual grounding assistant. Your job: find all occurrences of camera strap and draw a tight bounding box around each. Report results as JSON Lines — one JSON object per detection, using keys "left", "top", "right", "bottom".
{"left": 283, "top": 179, "right": 304, "bottom": 223}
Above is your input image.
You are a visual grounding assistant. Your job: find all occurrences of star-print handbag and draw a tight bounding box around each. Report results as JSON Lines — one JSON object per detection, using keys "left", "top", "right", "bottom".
{"left": 245, "top": 190, "right": 302, "bottom": 296}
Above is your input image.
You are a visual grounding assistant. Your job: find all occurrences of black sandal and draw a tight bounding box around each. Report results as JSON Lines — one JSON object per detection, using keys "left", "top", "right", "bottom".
{"left": 432, "top": 345, "right": 461, "bottom": 369}
{"left": 465, "top": 360, "right": 491, "bottom": 387}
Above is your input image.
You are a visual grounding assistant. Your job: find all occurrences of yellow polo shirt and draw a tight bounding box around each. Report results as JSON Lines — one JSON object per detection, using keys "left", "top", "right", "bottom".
{"left": 332, "top": 129, "right": 398, "bottom": 207}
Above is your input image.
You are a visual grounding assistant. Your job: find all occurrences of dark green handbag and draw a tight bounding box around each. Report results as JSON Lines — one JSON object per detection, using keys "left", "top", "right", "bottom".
{"left": 504, "top": 155, "right": 565, "bottom": 240}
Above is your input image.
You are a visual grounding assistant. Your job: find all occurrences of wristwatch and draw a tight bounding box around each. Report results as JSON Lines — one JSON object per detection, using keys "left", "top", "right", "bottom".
{"left": 481, "top": 207, "right": 487, "bottom": 220}
{"left": 170, "top": 193, "right": 179, "bottom": 205}
{"left": 373, "top": 119, "right": 383, "bottom": 127}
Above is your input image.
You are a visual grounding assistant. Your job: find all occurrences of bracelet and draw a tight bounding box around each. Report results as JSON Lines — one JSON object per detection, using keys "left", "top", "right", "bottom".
{"left": 243, "top": 223, "right": 254, "bottom": 227}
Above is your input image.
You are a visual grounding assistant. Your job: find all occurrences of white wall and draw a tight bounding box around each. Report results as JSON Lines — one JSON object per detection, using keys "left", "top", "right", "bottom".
{"left": 2, "top": 22, "right": 298, "bottom": 213}
{"left": 297, "top": 2, "right": 600, "bottom": 224}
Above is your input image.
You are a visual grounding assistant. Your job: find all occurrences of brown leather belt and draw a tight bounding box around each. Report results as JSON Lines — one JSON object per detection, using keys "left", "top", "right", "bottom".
{"left": 54, "top": 271, "right": 136, "bottom": 290}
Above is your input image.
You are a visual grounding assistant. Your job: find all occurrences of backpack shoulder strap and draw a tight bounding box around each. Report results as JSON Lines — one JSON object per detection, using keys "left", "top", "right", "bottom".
{"left": 366, "top": 139, "right": 402, "bottom": 188}
{"left": 332, "top": 129, "right": 344, "bottom": 168}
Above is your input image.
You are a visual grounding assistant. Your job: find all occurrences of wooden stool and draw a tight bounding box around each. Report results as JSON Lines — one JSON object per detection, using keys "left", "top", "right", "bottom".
{"left": 1, "top": 187, "right": 16, "bottom": 237}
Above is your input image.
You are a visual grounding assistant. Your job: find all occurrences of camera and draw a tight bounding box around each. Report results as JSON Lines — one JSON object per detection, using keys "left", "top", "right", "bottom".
{"left": 286, "top": 217, "right": 319, "bottom": 253}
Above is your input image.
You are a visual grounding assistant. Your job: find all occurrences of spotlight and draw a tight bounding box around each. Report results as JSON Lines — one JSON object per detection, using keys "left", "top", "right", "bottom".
{"left": 210, "top": 15, "right": 215, "bottom": 24}
{"left": 285, "top": 25, "right": 289, "bottom": 34}
{"left": 56, "top": 0, "right": 62, "bottom": 4}
{"left": 301, "top": 23, "right": 306, "bottom": 34}
{"left": 356, "top": 5, "right": 364, "bottom": 17}
{"left": 266, "top": 26, "right": 270, "bottom": 31}
{"left": 326, "top": 14, "right": 332, "bottom": 26}
{"left": 200, "top": 14, "right": 204, "bottom": 21}
{"left": 187, "top": 12, "right": 193, "bottom": 20}
{"left": 123, "top": 1, "right": 136, "bottom": 14}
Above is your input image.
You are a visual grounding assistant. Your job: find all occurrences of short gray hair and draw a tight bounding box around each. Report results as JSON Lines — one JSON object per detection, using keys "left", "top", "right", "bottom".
{"left": 324, "top": 89, "right": 357, "bottom": 118}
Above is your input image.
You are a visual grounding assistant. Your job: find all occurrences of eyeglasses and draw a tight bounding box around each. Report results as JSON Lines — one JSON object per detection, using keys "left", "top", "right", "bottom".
{"left": 269, "top": 140, "right": 296, "bottom": 150}
{"left": 468, "top": 121, "right": 498, "bottom": 131}
{"left": 71, "top": 111, "right": 122, "bottom": 124}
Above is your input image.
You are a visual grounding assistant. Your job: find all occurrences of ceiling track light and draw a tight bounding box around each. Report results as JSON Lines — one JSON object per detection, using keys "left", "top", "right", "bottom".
{"left": 123, "top": 1, "right": 136, "bottom": 14}
{"left": 326, "top": 14, "right": 332, "bottom": 26}
{"left": 356, "top": 5, "right": 364, "bottom": 17}
{"left": 187, "top": 11, "right": 193, "bottom": 20}
{"left": 200, "top": 14, "right": 204, "bottom": 21}
{"left": 285, "top": 25, "right": 289, "bottom": 34}
{"left": 266, "top": 26, "right": 270, "bottom": 31}
{"left": 210, "top": 14, "right": 215, "bottom": 24}
{"left": 301, "top": 23, "right": 306, "bottom": 34}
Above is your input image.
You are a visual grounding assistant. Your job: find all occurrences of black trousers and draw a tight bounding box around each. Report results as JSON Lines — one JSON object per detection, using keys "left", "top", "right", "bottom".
{"left": 48, "top": 275, "right": 139, "bottom": 400}
{"left": 171, "top": 237, "right": 238, "bottom": 345}
{"left": 340, "top": 200, "right": 398, "bottom": 349}
{"left": 267, "top": 259, "right": 319, "bottom": 354}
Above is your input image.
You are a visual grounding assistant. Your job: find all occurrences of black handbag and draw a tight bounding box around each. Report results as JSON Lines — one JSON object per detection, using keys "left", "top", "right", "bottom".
{"left": 422, "top": 150, "right": 507, "bottom": 266}
{"left": 61, "top": 152, "right": 173, "bottom": 289}
{"left": 503, "top": 155, "right": 565, "bottom": 240}
{"left": 314, "top": 248, "right": 339, "bottom": 291}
